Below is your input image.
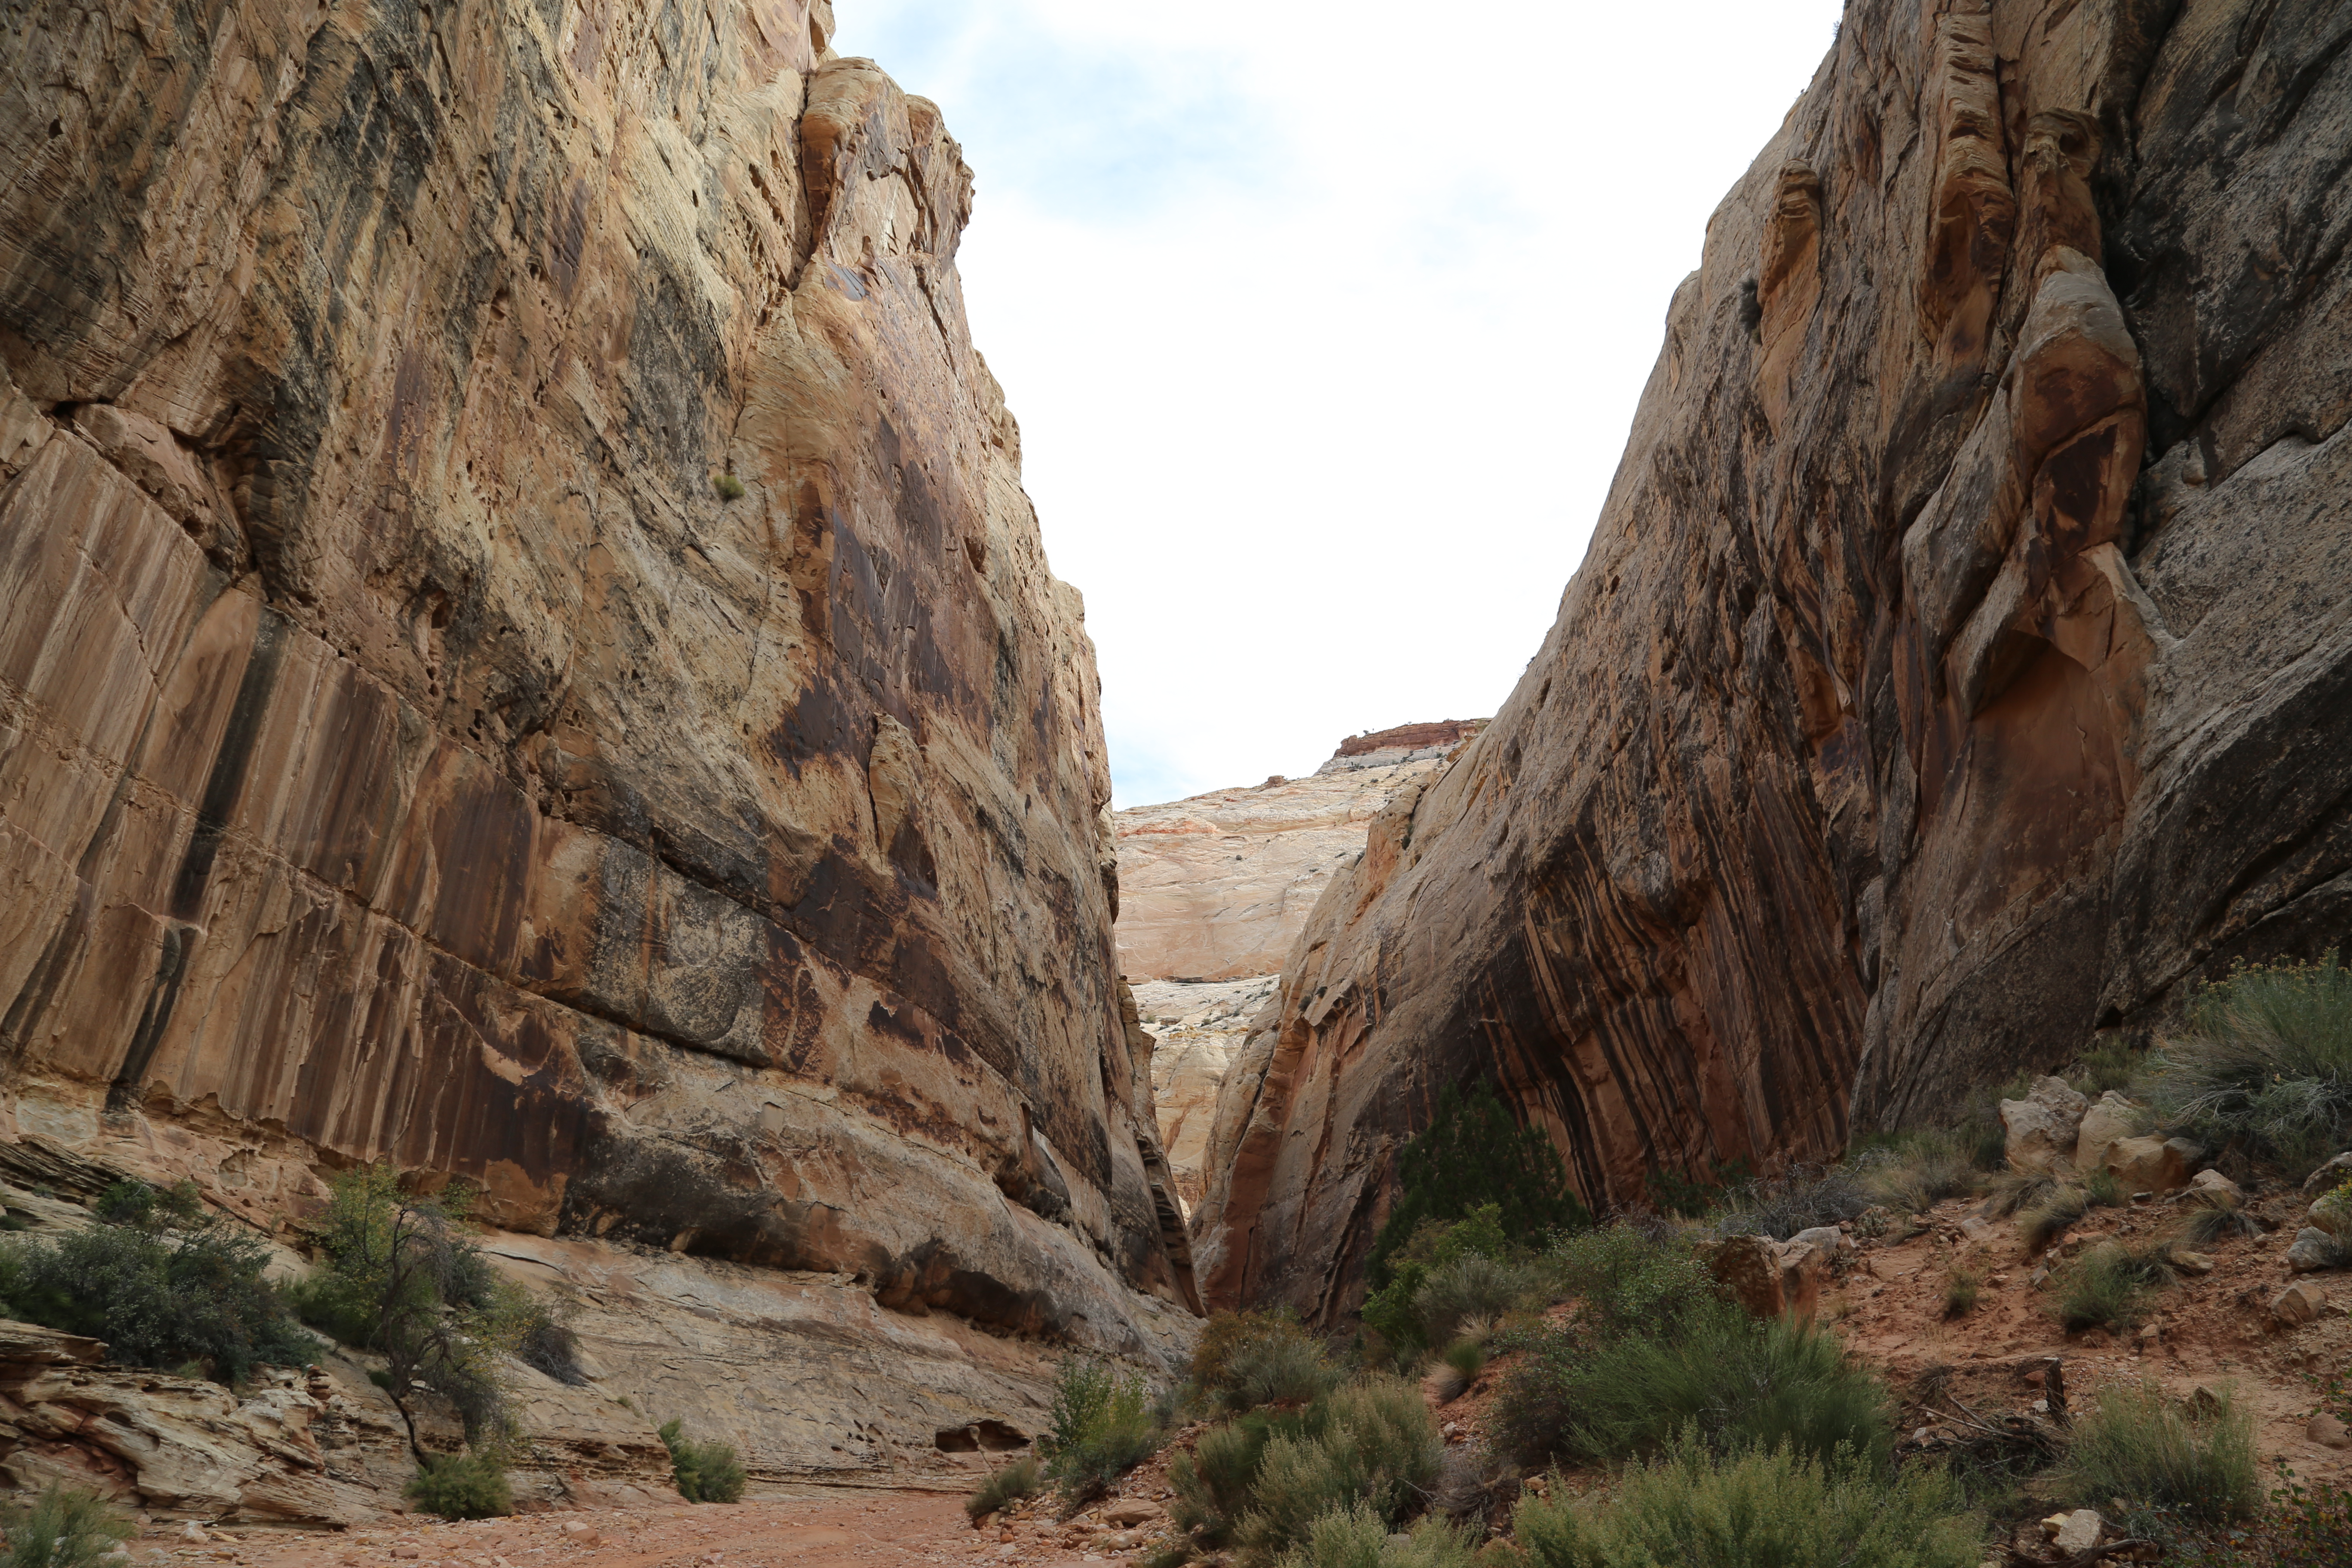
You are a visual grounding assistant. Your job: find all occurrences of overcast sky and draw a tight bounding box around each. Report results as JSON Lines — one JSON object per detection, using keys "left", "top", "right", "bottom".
{"left": 830, "top": 1, "right": 1847, "bottom": 808}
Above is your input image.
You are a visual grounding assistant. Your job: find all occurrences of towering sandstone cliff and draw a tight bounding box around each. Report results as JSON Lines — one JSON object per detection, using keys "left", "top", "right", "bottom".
{"left": 0, "top": 0, "right": 1192, "bottom": 1497}
{"left": 1113, "top": 721, "right": 1484, "bottom": 983}
{"left": 1193, "top": 0, "right": 2352, "bottom": 1320}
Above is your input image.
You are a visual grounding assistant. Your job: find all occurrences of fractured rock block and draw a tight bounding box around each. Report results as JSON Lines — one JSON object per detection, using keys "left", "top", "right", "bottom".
{"left": 2003, "top": 1078, "right": 2090, "bottom": 1173}
{"left": 2100, "top": 1135, "right": 2199, "bottom": 1194}
{"left": 2074, "top": 1091, "right": 2141, "bottom": 1173}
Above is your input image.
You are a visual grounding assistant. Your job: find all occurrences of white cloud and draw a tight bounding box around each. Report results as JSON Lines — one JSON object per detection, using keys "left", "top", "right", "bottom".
{"left": 831, "top": 1, "right": 1844, "bottom": 806}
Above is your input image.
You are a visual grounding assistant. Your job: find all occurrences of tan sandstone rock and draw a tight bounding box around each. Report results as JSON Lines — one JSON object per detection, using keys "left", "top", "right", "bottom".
{"left": 2004, "top": 1078, "right": 2091, "bottom": 1173}
{"left": 2100, "top": 1136, "right": 2199, "bottom": 1194}
{"left": 1113, "top": 723, "right": 1483, "bottom": 982}
{"left": 1192, "top": 0, "right": 2352, "bottom": 1318}
{"left": 0, "top": 0, "right": 1194, "bottom": 1484}
{"left": 2073, "top": 1091, "right": 2140, "bottom": 1173}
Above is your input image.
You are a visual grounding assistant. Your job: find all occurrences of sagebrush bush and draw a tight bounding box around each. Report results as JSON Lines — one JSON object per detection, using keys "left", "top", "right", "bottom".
{"left": 966, "top": 1456, "right": 1041, "bottom": 1519}
{"left": 0, "top": 1179, "right": 314, "bottom": 1387}
{"left": 405, "top": 1451, "right": 512, "bottom": 1519}
{"left": 661, "top": 1418, "right": 747, "bottom": 1502}
{"left": 1492, "top": 1305, "right": 1890, "bottom": 1473}
{"left": 1712, "top": 1164, "right": 1872, "bottom": 1241}
{"left": 1540, "top": 1224, "right": 1716, "bottom": 1342}
{"left": 1283, "top": 1501, "right": 1482, "bottom": 1568}
{"left": 1222, "top": 1333, "right": 1341, "bottom": 1412}
{"left": 2062, "top": 1381, "right": 2259, "bottom": 1530}
{"left": 1361, "top": 1205, "right": 1524, "bottom": 1354}
{"left": 1504, "top": 1433, "right": 1982, "bottom": 1568}
{"left": 1041, "top": 1358, "right": 1159, "bottom": 1506}
{"left": 2051, "top": 1242, "right": 2171, "bottom": 1332}
{"left": 1194, "top": 1312, "right": 1331, "bottom": 1409}
{"left": 1412, "top": 1253, "right": 1534, "bottom": 1348}
{"left": 0, "top": 1485, "right": 137, "bottom": 1568}
{"left": 1172, "top": 1413, "right": 1282, "bottom": 1547}
{"left": 2144, "top": 956, "right": 2352, "bottom": 1175}
{"left": 1234, "top": 1377, "right": 1443, "bottom": 1565}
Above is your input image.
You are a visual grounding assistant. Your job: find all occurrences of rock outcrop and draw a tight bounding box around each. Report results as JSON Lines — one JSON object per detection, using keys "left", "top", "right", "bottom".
{"left": 1132, "top": 976, "right": 1278, "bottom": 1214}
{"left": 1193, "top": 0, "right": 2352, "bottom": 1320}
{"left": 0, "top": 0, "right": 1192, "bottom": 1479}
{"left": 1113, "top": 723, "right": 1482, "bottom": 983}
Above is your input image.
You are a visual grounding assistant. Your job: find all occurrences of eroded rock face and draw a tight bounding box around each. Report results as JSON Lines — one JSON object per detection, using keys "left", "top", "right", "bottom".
{"left": 0, "top": 0, "right": 1192, "bottom": 1466}
{"left": 1113, "top": 723, "right": 1483, "bottom": 983}
{"left": 1133, "top": 976, "right": 1279, "bottom": 1214}
{"left": 1193, "top": 0, "right": 2352, "bottom": 1319}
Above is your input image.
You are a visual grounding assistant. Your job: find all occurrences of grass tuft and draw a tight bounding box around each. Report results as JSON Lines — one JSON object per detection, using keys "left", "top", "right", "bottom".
{"left": 0, "top": 1484, "right": 138, "bottom": 1567}
{"left": 1942, "top": 1268, "right": 1981, "bottom": 1319}
{"left": 2050, "top": 1241, "right": 2172, "bottom": 1332}
{"left": 2143, "top": 954, "right": 2352, "bottom": 1176}
{"left": 2018, "top": 1185, "right": 2090, "bottom": 1253}
{"left": 2061, "top": 1381, "right": 2260, "bottom": 1532}
{"left": 965, "top": 1456, "right": 1041, "bottom": 1521}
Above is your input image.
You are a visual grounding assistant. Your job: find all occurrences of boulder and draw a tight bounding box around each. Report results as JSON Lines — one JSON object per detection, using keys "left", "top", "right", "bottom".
{"left": 2171, "top": 1251, "right": 2216, "bottom": 1276}
{"left": 2306, "top": 1188, "right": 2352, "bottom": 1238}
{"left": 2286, "top": 1230, "right": 2345, "bottom": 1273}
{"left": 2311, "top": 1414, "right": 2351, "bottom": 1450}
{"left": 1772, "top": 1237, "right": 1832, "bottom": 1320}
{"left": 2003, "top": 1078, "right": 2091, "bottom": 1173}
{"left": 2271, "top": 1282, "right": 2327, "bottom": 1325}
{"left": 1708, "top": 1234, "right": 1785, "bottom": 1318}
{"left": 1100, "top": 1501, "right": 1164, "bottom": 1528}
{"left": 2302, "top": 1153, "right": 2352, "bottom": 1196}
{"left": 2188, "top": 1168, "right": 2243, "bottom": 1203}
{"left": 2049, "top": 1510, "right": 2104, "bottom": 1554}
{"left": 2100, "top": 1136, "right": 2199, "bottom": 1194}
{"left": 2073, "top": 1092, "right": 2141, "bottom": 1174}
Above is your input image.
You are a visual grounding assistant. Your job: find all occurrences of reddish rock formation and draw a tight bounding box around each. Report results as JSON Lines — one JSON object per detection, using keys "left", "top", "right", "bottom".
{"left": 0, "top": 0, "right": 1192, "bottom": 1479}
{"left": 1332, "top": 720, "right": 1485, "bottom": 759}
{"left": 1193, "top": 0, "right": 2352, "bottom": 1321}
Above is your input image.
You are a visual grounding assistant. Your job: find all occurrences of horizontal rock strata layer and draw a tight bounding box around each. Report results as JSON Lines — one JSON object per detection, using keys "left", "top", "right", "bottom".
{"left": 1193, "top": 0, "right": 2352, "bottom": 1320}
{"left": 1112, "top": 723, "right": 1484, "bottom": 983}
{"left": 0, "top": 0, "right": 1194, "bottom": 1471}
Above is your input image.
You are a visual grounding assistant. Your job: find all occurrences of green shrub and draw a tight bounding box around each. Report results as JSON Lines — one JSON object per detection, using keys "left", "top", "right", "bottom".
{"left": 660, "top": 1418, "right": 747, "bottom": 1502}
{"left": 1540, "top": 1223, "right": 1717, "bottom": 1342}
{"left": 291, "top": 1165, "right": 544, "bottom": 1456}
{"left": 2050, "top": 1241, "right": 2171, "bottom": 1332}
{"left": 1221, "top": 1333, "right": 1342, "bottom": 1412}
{"left": 1041, "top": 1358, "right": 1159, "bottom": 1507}
{"left": 1442, "top": 1338, "right": 1486, "bottom": 1381}
{"left": 1194, "top": 1312, "right": 1329, "bottom": 1407}
{"left": 1505, "top": 1432, "right": 1982, "bottom": 1568}
{"left": 713, "top": 473, "right": 745, "bottom": 500}
{"left": 2145, "top": 955, "right": 2352, "bottom": 1175}
{"left": 405, "top": 1450, "right": 512, "bottom": 1519}
{"left": 1491, "top": 1304, "right": 1890, "bottom": 1473}
{"left": 0, "top": 1485, "right": 137, "bottom": 1568}
{"left": 1412, "top": 1252, "right": 1534, "bottom": 1348}
{"left": 1171, "top": 1413, "right": 1284, "bottom": 1547}
{"left": 2061, "top": 1381, "right": 2259, "bottom": 1531}
{"left": 1234, "top": 1377, "right": 1442, "bottom": 1565}
{"left": 2085, "top": 1169, "right": 2125, "bottom": 1208}
{"left": 965, "top": 1455, "right": 1041, "bottom": 1520}
{"left": 0, "top": 1179, "right": 314, "bottom": 1386}
{"left": 1365, "top": 1083, "right": 1589, "bottom": 1288}
{"left": 1283, "top": 1501, "right": 1482, "bottom": 1568}
{"left": 1942, "top": 1268, "right": 1980, "bottom": 1319}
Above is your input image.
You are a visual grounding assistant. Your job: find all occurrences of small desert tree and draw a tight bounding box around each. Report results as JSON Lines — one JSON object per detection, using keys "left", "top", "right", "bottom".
{"left": 1365, "top": 1080, "right": 1589, "bottom": 1286}
{"left": 292, "top": 1165, "right": 549, "bottom": 1461}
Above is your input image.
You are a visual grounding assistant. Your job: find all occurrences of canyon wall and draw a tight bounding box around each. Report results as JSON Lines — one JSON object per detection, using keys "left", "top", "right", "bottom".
{"left": 0, "top": 0, "right": 1194, "bottom": 1489}
{"left": 1192, "top": 0, "right": 2352, "bottom": 1320}
{"left": 1113, "top": 721, "right": 1483, "bottom": 983}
